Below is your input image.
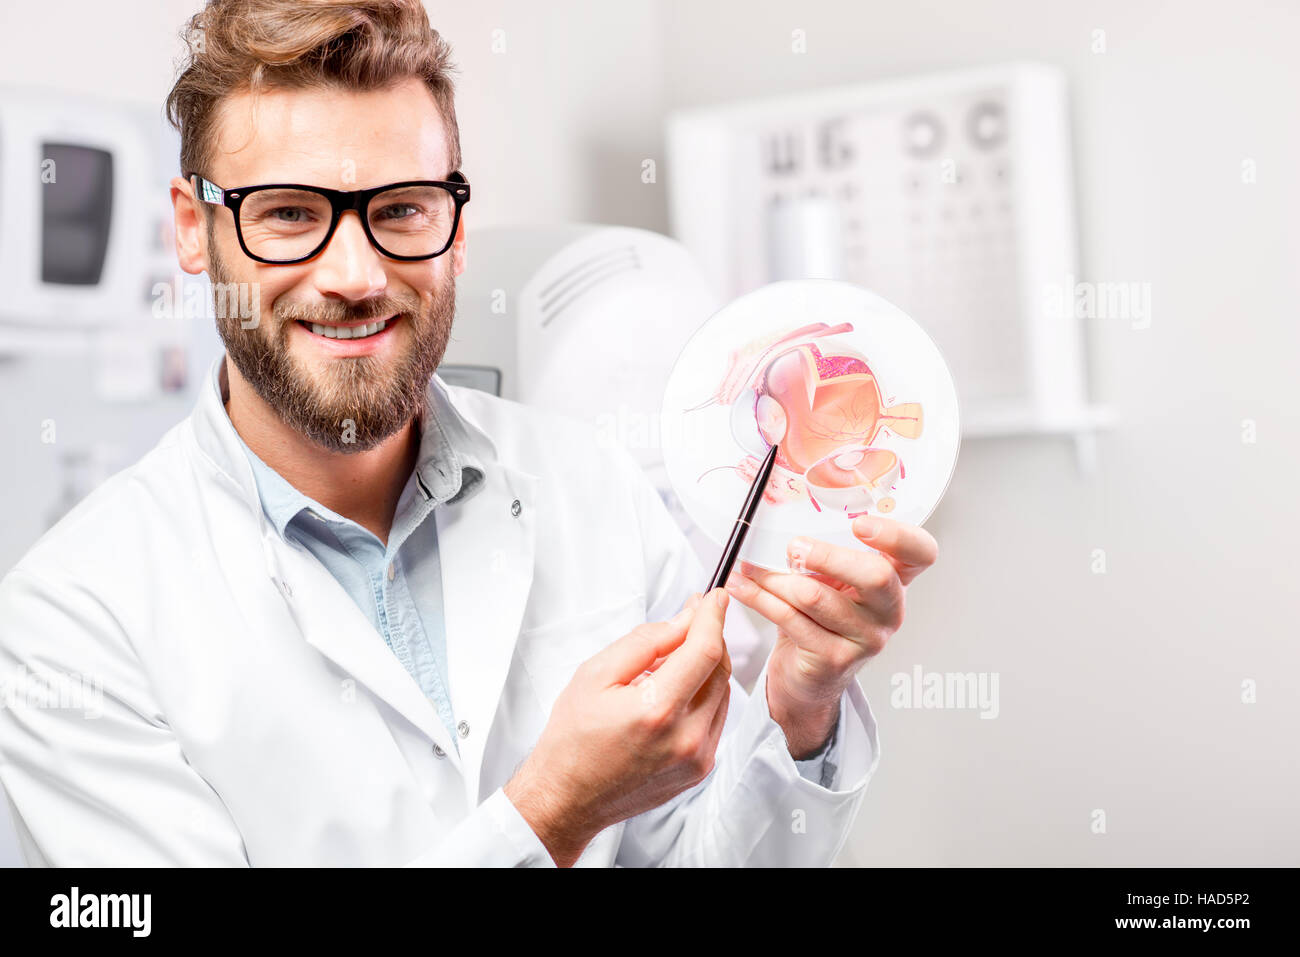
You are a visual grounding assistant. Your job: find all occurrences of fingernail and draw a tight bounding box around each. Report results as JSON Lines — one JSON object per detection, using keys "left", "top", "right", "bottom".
{"left": 713, "top": 588, "right": 729, "bottom": 610}
{"left": 725, "top": 570, "right": 745, "bottom": 591}
{"left": 855, "top": 517, "right": 880, "bottom": 539}
{"left": 787, "top": 536, "right": 812, "bottom": 572}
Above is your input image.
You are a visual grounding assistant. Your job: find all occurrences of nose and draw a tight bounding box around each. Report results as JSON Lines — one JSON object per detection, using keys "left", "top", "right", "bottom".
{"left": 310, "top": 210, "right": 388, "bottom": 302}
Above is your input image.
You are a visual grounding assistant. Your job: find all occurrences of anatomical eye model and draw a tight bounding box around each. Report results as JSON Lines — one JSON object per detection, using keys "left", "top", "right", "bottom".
{"left": 661, "top": 280, "right": 959, "bottom": 572}
{"left": 690, "top": 320, "right": 924, "bottom": 518}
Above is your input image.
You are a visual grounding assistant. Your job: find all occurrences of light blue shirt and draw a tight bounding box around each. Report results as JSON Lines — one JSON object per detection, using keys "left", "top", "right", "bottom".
{"left": 227, "top": 389, "right": 483, "bottom": 754}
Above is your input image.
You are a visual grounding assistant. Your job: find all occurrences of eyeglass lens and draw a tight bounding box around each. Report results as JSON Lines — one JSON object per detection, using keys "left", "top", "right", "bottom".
{"left": 238, "top": 185, "right": 457, "bottom": 260}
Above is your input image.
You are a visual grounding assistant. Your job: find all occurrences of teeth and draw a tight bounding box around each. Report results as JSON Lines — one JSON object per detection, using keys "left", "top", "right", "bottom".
{"left": 309, "top": 319, "right": 388, "bottom": 340}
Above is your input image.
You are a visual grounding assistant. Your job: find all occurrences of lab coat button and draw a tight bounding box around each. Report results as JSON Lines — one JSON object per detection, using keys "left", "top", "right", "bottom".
{"left": 433, "top": 743, "right": 446, "bottom": 758}
{"left": 457, "top": 719, "right": 470, "bottom": 738}
{"left": 277, "top": 578, "right": 293, "bottom": 599}
{"left": 387, "top": 562, "right": 396, "bottom": 581}
{"left": 510, "top": 499, "right": 521, "bottom": 517}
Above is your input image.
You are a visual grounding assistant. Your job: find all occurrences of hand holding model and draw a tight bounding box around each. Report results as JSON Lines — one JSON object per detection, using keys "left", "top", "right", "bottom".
{"left": 730, "top": 515, "right": 939, "bottom": 758}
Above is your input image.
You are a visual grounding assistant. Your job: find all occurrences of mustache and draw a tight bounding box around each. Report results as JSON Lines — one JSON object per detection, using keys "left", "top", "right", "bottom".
{"left": 274, "top": 295, "right": 423, "bottom": 325}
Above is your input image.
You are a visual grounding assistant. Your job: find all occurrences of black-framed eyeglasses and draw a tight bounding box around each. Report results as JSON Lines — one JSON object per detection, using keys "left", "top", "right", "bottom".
{"left": 187, "top": 170, "right": 471, "bottom": 264}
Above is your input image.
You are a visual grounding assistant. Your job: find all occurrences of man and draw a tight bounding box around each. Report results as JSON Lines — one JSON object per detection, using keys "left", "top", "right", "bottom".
{"left": 0, "top": 0, "right": 937, "bottom": 867}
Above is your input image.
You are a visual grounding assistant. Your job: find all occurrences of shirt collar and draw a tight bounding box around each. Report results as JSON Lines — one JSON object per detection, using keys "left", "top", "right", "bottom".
{"left": 208, "top": 358, "right": 487, "bottom": 542}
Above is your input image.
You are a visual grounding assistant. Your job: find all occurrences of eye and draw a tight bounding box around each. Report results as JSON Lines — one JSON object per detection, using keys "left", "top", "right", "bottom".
{"left": 374, "top": 202, "right": 421, "bottom": 222}
{"left": 268, "top": 206, "right": 314, "bottom": 224}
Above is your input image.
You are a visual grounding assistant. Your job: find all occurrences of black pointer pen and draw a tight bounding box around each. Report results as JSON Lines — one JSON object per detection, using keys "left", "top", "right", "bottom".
{"left": 705, "top": 442, "right": 780, "bottom": 593}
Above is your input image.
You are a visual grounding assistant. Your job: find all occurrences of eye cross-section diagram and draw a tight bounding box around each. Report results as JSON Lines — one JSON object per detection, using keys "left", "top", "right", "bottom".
{"left": 688, "top": 321, "right": 924, "bottom": 519}
{"left": 661, "top": 280, "right": 959, "bottom": 572}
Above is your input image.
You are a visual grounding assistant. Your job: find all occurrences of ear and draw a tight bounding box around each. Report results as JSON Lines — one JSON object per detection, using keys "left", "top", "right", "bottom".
{"left": 451, "top": 212, "right": 467, "bottom": 277}
{"left": 170, "top": 175, "right": 208, "bottom": 276}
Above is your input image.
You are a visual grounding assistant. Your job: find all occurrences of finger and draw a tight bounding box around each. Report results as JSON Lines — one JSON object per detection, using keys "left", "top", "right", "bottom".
{"left": 695, "top": 671, "right": 731, "bottom": 768}
{"left": 705, "top": 675, "right": 731, "bottom": 749}
{"left": 779, "top": 537, "right": 907, "bottom": 619}
{"left": 629, "top": 652, "right": 675, "bottom": 687}
{"left": 592, "top": 607, "right": 695, "bottom": 686}
{"left": 850, "top": 516, "right": 938, "bottom": 585}
{"left": 626, "top": 592, "right": 709, "bottom": 686}
{"left": 727, "top": 566, "right": 885, "bottom": 658}
{"left": 689, "top": 658, "right": 730, "bottom": 717}
{"left": 683, "top": 662, "right": 731, "bottom": 769}
{"left": 654, "top": 587, "right": 730, "bottom": 701}
{"left": 732, "top": 561, "right": 877, "bottom": 644}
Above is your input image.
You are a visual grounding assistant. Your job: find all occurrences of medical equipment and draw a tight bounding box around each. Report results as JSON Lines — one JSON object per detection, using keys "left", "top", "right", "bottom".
{"left": 445, "top": 223, "right": 723, "bottom": 492}
{"left": 666, "top": 63, "right": 1112, "bottom": 470}
{"left": 0, "top": 87, "right": 212, "bottom": 405}
{"left": 437, "top": 364, "right": 502, "bottom": 396}
{"left": 0, "top": 91, "right": 156, "bottom": 341}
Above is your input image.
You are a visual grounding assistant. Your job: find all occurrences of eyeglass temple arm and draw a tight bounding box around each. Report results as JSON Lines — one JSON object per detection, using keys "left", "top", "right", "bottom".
{"left": 189, "top": 173, "right": 225, "bottom": 206}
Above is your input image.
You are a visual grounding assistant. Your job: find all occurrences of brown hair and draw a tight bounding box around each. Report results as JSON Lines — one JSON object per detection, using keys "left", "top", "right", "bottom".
{"left": 165, "top": 0, "right": 462, "bottom": 179}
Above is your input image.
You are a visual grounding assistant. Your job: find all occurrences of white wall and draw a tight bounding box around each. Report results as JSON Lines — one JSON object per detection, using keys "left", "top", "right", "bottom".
{"left": 1, "top": 0, "right": 1296, "bottom": 866}
{"left": 657, "top": 0, "right": 1300, "bottom": 865}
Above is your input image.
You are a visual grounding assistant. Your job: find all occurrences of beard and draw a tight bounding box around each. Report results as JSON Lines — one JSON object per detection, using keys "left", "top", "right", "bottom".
{"left": 209, "top": 230, "right": 456, "bottom": 453}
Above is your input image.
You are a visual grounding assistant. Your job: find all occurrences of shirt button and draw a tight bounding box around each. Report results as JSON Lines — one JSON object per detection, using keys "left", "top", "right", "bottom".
{"left": 432, "top": 743, "right": 446, "bottom": 758}
{"left": 457, "top": 719, "right": 471, "bottom": 738}
{"left": 387, "top": 562, "right": 396, "bottom": 582}
{"left": 510, "top": 499, "right": 521, "bottom": 517}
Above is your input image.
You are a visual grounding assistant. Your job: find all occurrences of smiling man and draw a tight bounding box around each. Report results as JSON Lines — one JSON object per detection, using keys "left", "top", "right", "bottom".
{"left": 0, "top": 0, "right": 937, "bottom": 867}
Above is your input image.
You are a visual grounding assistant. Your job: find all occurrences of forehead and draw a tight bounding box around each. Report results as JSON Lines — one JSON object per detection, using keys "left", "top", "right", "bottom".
{"left": 208, "top": 77, "right": 450, "bottom": 188}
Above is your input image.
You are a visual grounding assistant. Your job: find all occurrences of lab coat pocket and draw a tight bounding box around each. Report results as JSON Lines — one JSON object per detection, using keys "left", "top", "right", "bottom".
{"left": 516, "top": 594, "right": 645, "bottom": 706}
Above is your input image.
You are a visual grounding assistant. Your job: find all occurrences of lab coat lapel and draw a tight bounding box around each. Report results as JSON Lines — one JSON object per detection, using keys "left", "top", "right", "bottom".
{"left": 274, "top": 539, "right": 465, "bottom": 771}
{"left": 437, "top": 459, "right": 538, "bottom": 807}
{"left": 191, "top": 356, "right": 534, "bottom": 802}
{"left": 190, "top": 361, "right": 465, "bottom": 767}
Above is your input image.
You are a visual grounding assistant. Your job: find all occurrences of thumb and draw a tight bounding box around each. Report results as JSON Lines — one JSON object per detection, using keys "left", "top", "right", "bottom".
{"left": 593, "top": 604, "right": 696, "bottom": 686}
{"left": 652, "top": 586, "right": 733, "bottom": 697}
{"left": 631, "top": 593, "right": 704, "bottom": 683}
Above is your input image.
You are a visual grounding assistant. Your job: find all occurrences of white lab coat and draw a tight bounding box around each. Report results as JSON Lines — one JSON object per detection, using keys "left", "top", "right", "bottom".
{"left": 0, "top": 356, "right": 880, "bottom": 866}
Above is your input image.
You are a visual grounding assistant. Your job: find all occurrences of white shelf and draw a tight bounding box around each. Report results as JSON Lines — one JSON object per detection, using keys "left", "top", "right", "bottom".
{"left": 960, "top": 404, "right": 1116, "bottom": 438}
{"left": 960, "top": 404, "right": 1115, "bottom": 476}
